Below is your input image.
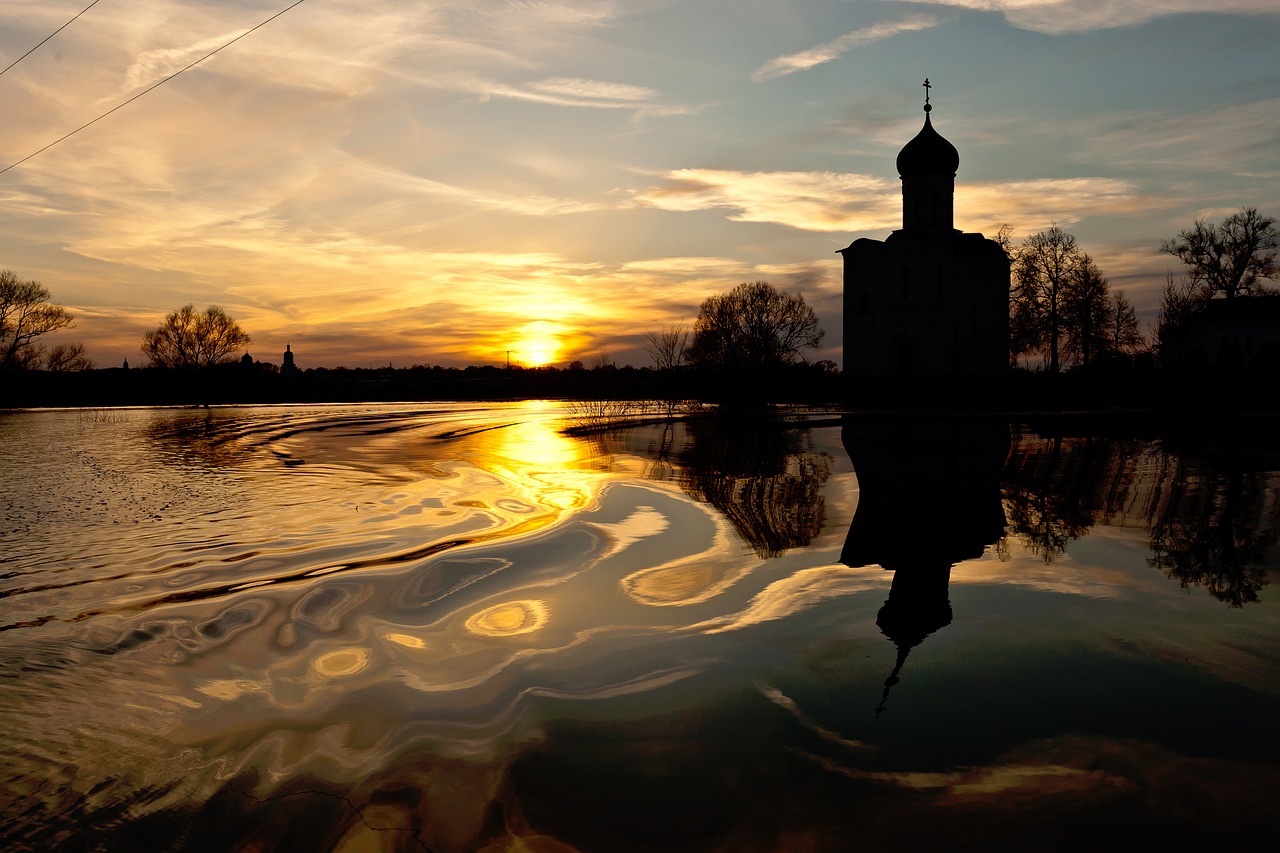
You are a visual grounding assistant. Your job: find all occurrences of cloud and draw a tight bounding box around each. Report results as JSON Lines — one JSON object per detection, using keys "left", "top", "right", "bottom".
{"left": 635, "top": 169, "right": 1141, "bottom": 236}
{"left": 958, "top": 177, "right": 1145, "bottom": 231}
{"left": 753, "top": 14, "right": 938, "bottom": 81}
{"left": 479, "top": 76, "right": 687, "bottom": 116}
{"left": 1073, "top": 99, "right": 1280, "bottom": 182}
{"left": 636, "top": 169, "right": 900, "bottom": 232}
{"left": 689, "top": 565, "right": 890, "bottom": 634}
{"left": 900, "top": 0, "right": 1280, "bottom": 35}
{"left": 530, "top": 77, "right": 658, "bottom": 102}
{"left": 118, "top": 30, "right": 245, "bottom": 95}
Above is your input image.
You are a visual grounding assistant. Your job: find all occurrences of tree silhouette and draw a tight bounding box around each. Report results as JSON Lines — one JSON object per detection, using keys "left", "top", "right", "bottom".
{"left": 0, "top": 269, "right": 76, "bottom": 370}
{"left": 1153, "top": 273, "right": 1204, "bottom": 367}
{"left": 141, "top": 304, "right": 250, "bottom": 369}
{"left": 1063, "top": 253, "right": 1113, "bottom": 370}
{"left": 1161, "top": 207, "right": 1277, "bottom": 301}
{"left": 44, "top": 342, "right": 94, "bottom": 371}
{"left": 1106, "top": 289, "right": 1143, "bottom": 358}
{"left": 1009, "top": 228, "right": 1133, "bottom": 371}
{"left": 644, "top": 323, "right": 689, "bottom": 416}
{"left": 686, "top": 281, "right": 823, "bottom": 376}
{"left": 644, "top": 324, "right": 688, "bottom": 371}
{"left": 1010, "top": 226, "right": 1079, "bottom": 373}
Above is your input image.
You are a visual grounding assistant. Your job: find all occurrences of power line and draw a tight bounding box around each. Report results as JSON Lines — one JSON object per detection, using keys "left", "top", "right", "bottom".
{"left": 1, "top": 0, "right": 311, "bottom": 177}
{"left": 0, "top": 0, "right": 103, "bottom": 78}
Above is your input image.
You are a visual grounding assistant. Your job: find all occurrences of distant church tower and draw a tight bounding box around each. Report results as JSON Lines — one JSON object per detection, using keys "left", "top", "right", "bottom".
{"left": 840, "top": 81, "right": 1009, "bottom": 376}
{"left": 281, "top": 343, "right": 299, "bottom": 377}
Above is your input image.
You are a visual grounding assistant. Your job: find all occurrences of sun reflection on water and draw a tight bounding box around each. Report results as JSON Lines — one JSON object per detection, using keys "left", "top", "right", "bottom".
{"left": 465, "top": 600, "right": 549, "bottom": 637}
{"left": 312, "top": 648, "right": 371, "bottom": 678}
{"left": 468, "top": 406, "right": 599, "bottom": 513}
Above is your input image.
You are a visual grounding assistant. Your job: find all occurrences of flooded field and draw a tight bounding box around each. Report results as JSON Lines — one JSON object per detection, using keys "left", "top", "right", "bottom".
{"left": 2, "top": 402, "right": 1278, "bottom": 851}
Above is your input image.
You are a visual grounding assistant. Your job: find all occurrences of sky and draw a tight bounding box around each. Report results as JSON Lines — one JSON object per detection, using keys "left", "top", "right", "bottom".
{"left": 2, "top": 0, "right": 1278, "bottom": 370}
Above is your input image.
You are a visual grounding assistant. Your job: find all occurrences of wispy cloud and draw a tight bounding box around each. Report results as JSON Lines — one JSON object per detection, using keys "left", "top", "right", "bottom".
{"left": 635, "top": 169, "right": 1141, "bottom": 235}
{"left": 636, "top": 169, "right": 900, "bottom": 232}
{"left": 901, "top": 0, "right": 1280, "bottom": 35}
{"left": 958, "top": 177, "right": 1145, "bottom": 231}
{"left": 753, "top": 14, "right": 937, "bottom": 82}
{"left": 480, "top": 75, "right": 685, "bottom": 115}
{"left": 531, "top": 77, "right": 657, "bottom": 102}
{"left": 1073, "top": 100, "right": 1280, "bottom": 178}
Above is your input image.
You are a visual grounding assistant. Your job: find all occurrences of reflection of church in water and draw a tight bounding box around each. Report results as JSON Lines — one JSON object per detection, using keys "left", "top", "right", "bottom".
{"left": 841, "top": 420, "right": 1008, "bottom": 714}
{"left": 841, "top": 81, "right": 1009, "bottom": 376}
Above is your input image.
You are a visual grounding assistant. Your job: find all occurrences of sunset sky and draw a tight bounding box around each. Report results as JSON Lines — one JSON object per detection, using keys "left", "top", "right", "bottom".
{"left": 2, "top": 1, "right": 1278, "bottom": 369}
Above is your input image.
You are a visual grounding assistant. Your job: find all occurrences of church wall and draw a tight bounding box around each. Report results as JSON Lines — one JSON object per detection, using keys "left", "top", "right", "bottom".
{"left": 842, "top": 233, "right": 1009, "bottom": 377}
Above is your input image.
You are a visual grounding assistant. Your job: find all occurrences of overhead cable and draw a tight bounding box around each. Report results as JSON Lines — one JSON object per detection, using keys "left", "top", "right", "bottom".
{"left": 1, "top": 0, "right": 310, "bottom": 177}
{"left": 0, "top": 0, "right": 103, "bottom": 78}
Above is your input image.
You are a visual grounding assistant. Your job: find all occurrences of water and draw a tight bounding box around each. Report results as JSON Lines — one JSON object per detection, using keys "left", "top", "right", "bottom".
{"left": 2, "top": 402, "right": 1278, "bottom": 851}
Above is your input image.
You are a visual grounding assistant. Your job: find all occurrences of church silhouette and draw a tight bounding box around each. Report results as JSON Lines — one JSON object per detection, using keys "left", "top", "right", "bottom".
{"left": 841, "top": 81, "right": 1009, "bottom": 377}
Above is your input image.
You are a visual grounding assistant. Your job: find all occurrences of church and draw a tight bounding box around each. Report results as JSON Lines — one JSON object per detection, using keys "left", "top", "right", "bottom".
{"left": 840, "top": 82, "right": 1009, "bottom": 377}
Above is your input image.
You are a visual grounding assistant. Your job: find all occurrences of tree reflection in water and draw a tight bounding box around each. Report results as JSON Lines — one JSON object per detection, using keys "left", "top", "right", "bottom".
{"left": 146, "top": 409, "right": 259, "bottom": 469}
{"left": 1005, "top": 425, "right": 1277, "bottom": 608}
{"left": 1147, "top": 466, "right": 1271, "bottom": 607}
{"left": 1000, "top": 432, "right": 1112, "bottom": 563}
{"left": 674, "top": 414, "right": 833, "bottom": 558}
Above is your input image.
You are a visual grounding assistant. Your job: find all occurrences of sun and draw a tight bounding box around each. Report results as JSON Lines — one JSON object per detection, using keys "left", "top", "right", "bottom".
{"left": 525, "top": 346, "right": 555, "bottom": 366}
{"left": 514, "top": 321, "right": 566, "bottom": 367}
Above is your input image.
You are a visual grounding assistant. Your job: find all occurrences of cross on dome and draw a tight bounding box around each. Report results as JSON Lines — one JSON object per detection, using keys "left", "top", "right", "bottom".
{"left": 896, "top": 78, "right": 958, "bottom": 178}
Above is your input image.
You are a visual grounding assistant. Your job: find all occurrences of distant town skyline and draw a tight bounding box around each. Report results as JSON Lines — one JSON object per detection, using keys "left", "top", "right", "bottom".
{"left": 2, "top": 1, "right": 1278, "bottom": 369}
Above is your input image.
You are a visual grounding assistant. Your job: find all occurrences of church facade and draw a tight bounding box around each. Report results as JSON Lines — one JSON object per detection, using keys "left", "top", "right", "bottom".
{"left": 841, "top": 85, "right": 1009, "bottom": 377}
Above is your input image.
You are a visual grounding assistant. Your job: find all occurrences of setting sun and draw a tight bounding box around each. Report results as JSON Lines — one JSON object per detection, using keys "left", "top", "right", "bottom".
{"left": 514, "top": 321, "right": 567, "bottom": 366}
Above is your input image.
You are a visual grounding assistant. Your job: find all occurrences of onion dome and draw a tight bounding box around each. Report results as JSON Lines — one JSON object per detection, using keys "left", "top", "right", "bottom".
{"left": 896, "top": 102, "right": 959, "bottom": 178}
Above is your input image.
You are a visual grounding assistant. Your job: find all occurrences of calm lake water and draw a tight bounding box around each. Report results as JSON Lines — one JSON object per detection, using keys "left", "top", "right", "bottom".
{"left": 2, "top": 402, "right": 1278, "bottom": 852}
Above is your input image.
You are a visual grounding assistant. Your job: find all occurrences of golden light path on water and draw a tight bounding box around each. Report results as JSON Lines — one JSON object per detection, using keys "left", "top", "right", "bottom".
{"left": 1, "top": 401, "right": 856, "bottom": 848}
{"left": 2, "top": 403, "right": 1280, "bottom": 851}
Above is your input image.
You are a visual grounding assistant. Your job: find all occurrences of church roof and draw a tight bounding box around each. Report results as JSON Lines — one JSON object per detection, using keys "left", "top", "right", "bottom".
{"left": 896, "top": 103, "right": 959, "bottom": 178}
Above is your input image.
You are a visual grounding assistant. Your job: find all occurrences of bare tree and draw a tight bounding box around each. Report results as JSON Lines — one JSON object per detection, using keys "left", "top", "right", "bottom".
{"left": 1106, "top": 289, "right": 1143, "bottom": 356}
{"left": 687, "top": 281, "right": 823, "bottom": 373}
{"left": 141, "top": 304, "right": 250, "bottom": 369}
{"left": 994, "top": 222, "right": 1017, "bottom": 258}
{"left": 644, "top": 324, "right": 688, "bottom": 371}
{"left": 1160, "top": 206, "right": 1277, "bottom": 300}
{"left": 1063, "top": 253, "right": 1112, "bottom": 370}
{"left": 1, "top": 269, "right": 76, "bottom": 370}
{"left": 1011, "top": 226, "right": 1080, "bottom": 373}
{"left": 645, "top": 323, "right": 689, "bottom": 417}
{"left": 45, "top": 342, "right": 94, "bottom": 371}
{"left": 1154, "top": 274, "right": 1204, "bottom": 367}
